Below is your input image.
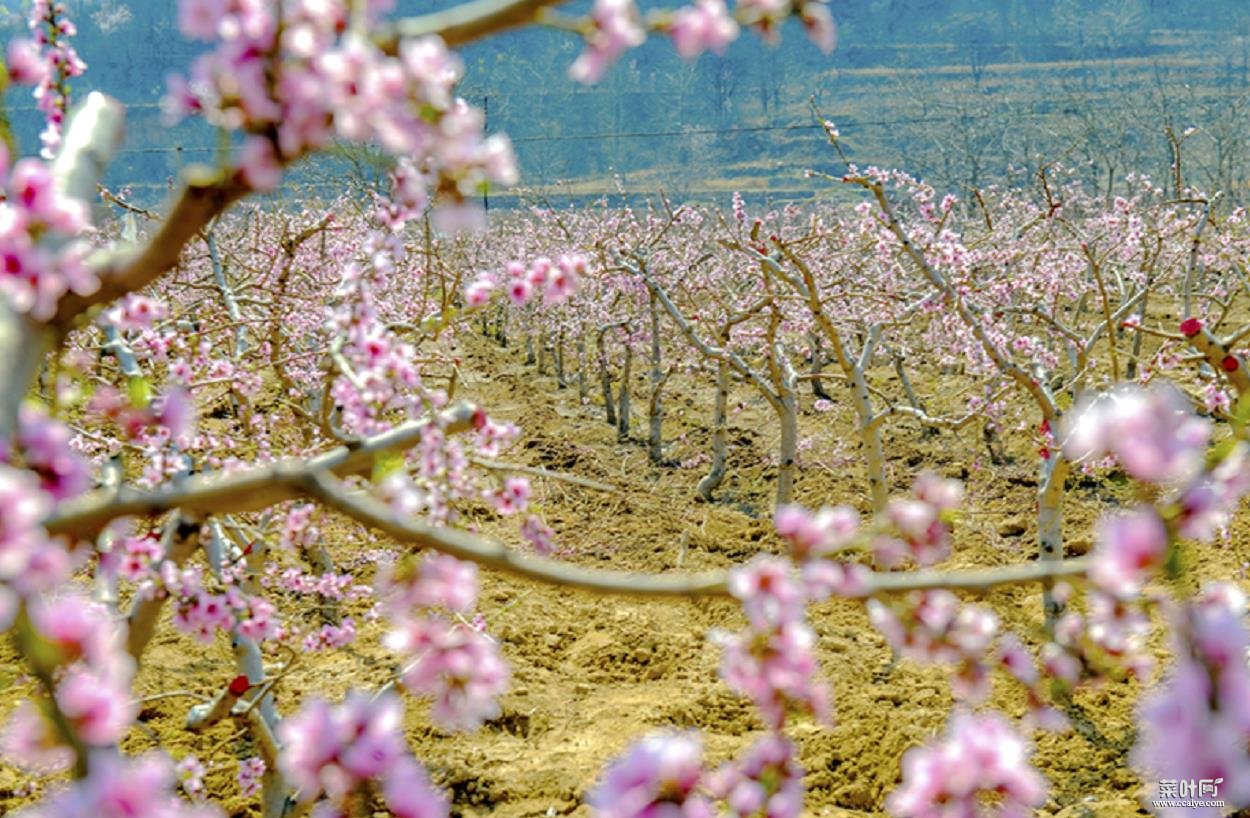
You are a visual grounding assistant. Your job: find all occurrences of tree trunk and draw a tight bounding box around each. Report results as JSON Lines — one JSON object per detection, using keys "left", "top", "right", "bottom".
{"left": 647, "top": 293, "right": 664, "bottom": 462}
{"left": 1038, "top": 453, "right": 1069, "bottom": 631}
{"left": 598, "top": 330, "right": 616, "bottom": 426}
{"left": 808, "top": 331, "right": 833, "bottom": 401}
{"left": 555, "top": 331, "right": 567, "bottom": 389}
{"left": 494, "top": 310, "right": 507, "bottom": 347}
{"left": 577, "top": 335, "right": 588, "bottom": 403}
{"left": 697, "top": 360, "right": 730, "bottom": 501}
{"left": 617, "top": 343, "right": 632, "bottom": 442}
{"left": 775, "top": 387, "right": 797, "bottom": 507}
{"left": 847, "top": 362, "right": 888, "bottom": 513}
{"left": 1128, "top": 289, "right": 1148, "bottom": 381}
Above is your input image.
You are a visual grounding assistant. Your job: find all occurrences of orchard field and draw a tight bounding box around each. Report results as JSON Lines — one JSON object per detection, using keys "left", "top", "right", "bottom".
{"left": 4, "top": 2, "right": 1250, "bottom": 818}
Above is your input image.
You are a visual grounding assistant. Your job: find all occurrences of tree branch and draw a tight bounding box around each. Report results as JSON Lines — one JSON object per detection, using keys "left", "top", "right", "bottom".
{"left": 302, "top": 470, "right": 731, "bottom": 596}
{"left": 44, "top": 402, "right": 479, "bottom": 539}
{"left": 54, "top": 168, "right": 249, "bottom": 328}
{"left": 375, "top": 0, "right": 570, "bottom": 51}
{"left": 304, "top": 468, "right": 1092, "bottom": 599}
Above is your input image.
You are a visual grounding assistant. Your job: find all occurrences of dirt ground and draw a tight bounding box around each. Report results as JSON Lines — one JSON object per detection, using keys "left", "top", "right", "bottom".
{"left": 3, "top": 332, "right": 1249, "bottom": 818}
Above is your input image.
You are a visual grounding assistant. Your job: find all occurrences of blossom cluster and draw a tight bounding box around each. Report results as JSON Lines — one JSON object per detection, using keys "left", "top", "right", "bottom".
{"left": 0, "top": 465, "right": 70, "bottom": 601}
{"left": 107, "top": 543, "right": 281, "bottom": 648}
{"left": 868, "top": 591, "right": 999, "bottom": 700}
{"left": 571, "top": 0, "right": 836, "bottom": 83}
{"left": 88, "top": 384, "right": 195, "bottom": 447}
{"left": 466, "top": 253, "right": 587, "bottom": 310}
{"left": 589, "top": 732, "right": 712, "bottom": 818}
{"left": 279, "top": 692, "right": 448, "bottom": 817}
{"left": 706, "top": 734, "right": 804, "bottom": 818}
{"left": 325, "top": 227, "right": 452, "bottom": 436}
{"left": 772, "top": 502, "right": 868, "bottom": 599}
{"left": 1133, "top": 584, "right": 1250, "bottom": 815}
{"left": 379, "top": 553, "right": 510, "bottom": 730}
{"left": 4, "top": 594, "right": 136, "bottom": 772}
{"left": 11, "top": 405, "right": 91, "bottom": 501}
{"left": 0, "top": 148, "right": 97, "bottom": 319}
{"left": 6, "top": 0, "right": 86, "bottom": 158}
{"left": 588, "top": 732, "right": 805, "bottom": 818}
{"left": 886, "top": 712, "right": 1047, "bottom": 818}
{"left": 168, "top": 0, "right": 517, "bottom": 225}
{"left": 14, "top": 751, "right": 221, "bottom": 818}
{"left": 1063, "top": 386, "right": 1250, "bottom": 598}
{"left": 872, "top": 472, "right": 963, "bottom": 568}
{"left": 719, "top": 555, "right": 831, "bottom": 728}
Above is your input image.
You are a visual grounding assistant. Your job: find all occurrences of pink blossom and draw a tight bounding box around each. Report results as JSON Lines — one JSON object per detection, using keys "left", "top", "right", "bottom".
{"left": 1133, "top": 588, "right": 1250, "bottom": 812}
{"left": 503, "top": 476, "right": 531, "bottom": 506}
{"left": 379, "top": 553, "right": 479, "bottom": 614}
{"left": 1063, "top": 386, "right": 1209, "bottom": 485}
{"left": 886, "top": 712, "right": 1046, "bottom": 818}
{"left": 17, "top": 407, "right": 90, "bottom": 500}
{"left": 465, "top": 277, "right": 495, "bottom": 308}
{"left": 706, "top": 735, "right": 803, "bottom": 818}
{"left": 0, "top": 467, "right": 58, "bottom": 587}
{"left": 238, "top": 137, "right": 283, "bottom": 192}
{"left": 2, "top": 701, "right": 73, "bottom": 773}
{"left": 56, "top": 667, "right": 136, "bottom": 745}
{"left": 717, "top": 619, "right": 830, "bottom": 728}
{"left": 728, "top": 555, "right": 805, "bottom": 628}
{"left": 868, "top": 592, "right": 998, "bottom": 701}
{"left": 1179, "top": 441, "right": 1250, "bottom": 541}
{"left": 156, "top": 388, "right": 196, "bottom": 444}
{"left": 506, "top": 277, "right": 533, "bottom": 306}
{"left": 103, "top": 294, "right": 167, "bottom": 331}
{"left": 6, "top": 38, "right": 48, "bottom": 84}
{"left": 178, "top": 0, "right": 227, "bottom": 40}
{"left": 570, "top": 0, "right": 646, "bottom": 84}
{"left": 543, "top": 266, "right": 576, "bottom": 304}
{"left": 386, "top": 616, "right": 509, "bottom": 730}
{"left": 773, "top": 502, "right": 859, "bottom": 560}
{"left": 1089, "top": 507, "right": 1169, "bottom": 599}
{"left": 801, "top": 559, "right": 870, "bottom": 599}
{"left": 588, "top": 732, "right": 711, "bottom": 818}
{"left": 520, "top": 514, "right": 557, "bottom": 554}
{"left": 279, "top": 692, "right": 422, "bottom": 803}
{"left": 30, "top": 593, "right": 120, "bottom": 666}
{"left": 669, "top": 0, "right": 739, "bottom": 58}
{"left": 384, "top": 756, "right": 450, "bottom": 818}
{"left": 176, "top": 755, "right": 207, "bottom": 799}
{"left": 237, "top": 756, "right": 265, "bottom": 798}
{"left": 14, "top": 751, "right": 217, "bottom": 818}
{"left": 799, "top": 2, "right": 837, "bottom": 53}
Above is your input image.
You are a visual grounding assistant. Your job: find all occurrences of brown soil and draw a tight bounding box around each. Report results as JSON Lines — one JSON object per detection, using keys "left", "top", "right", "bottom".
{"left": 4, "top": 333, "right": 1249, "bottom": 818}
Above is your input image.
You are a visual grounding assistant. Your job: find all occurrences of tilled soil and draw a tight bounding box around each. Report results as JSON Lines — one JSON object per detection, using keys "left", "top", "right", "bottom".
{"left": 4, "top": 336, "right": 1248, "bottom": 818}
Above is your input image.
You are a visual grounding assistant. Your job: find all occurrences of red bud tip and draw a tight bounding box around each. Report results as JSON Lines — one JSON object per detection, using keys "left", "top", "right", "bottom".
{"left": 1222, "top": 355, "right": 1240, "bottom": 373}
{"left": 228, "top": 675, "right": 250, "bottom": 696}
{"left": 1180, "top": 317, "right": 1203, "bottom": 337}
{"left": 471, "top": 408, "right": 488, "bottom": 430}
